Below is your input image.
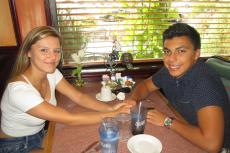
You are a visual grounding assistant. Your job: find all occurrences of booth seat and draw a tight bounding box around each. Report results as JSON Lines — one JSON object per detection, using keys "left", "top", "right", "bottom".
{"left": 206, "top": 56, "right": 230, "bottom": 100}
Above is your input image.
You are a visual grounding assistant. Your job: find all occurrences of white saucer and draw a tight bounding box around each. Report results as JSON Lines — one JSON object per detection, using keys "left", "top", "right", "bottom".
{"left": 96, "top": 93, "right": 116, "bottom": 102}
{"left": 127, "top": 134, "right": 162, "bottom": 153}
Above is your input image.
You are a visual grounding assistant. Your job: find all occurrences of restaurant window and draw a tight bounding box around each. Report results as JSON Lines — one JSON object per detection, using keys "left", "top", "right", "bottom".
{"left": 51, "top": 0, "right": 230, "bottom": 65}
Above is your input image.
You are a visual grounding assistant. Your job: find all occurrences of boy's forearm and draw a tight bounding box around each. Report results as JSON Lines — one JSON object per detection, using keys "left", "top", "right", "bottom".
{"left": 129, "top": 82, "right": 149, "bottom": 101}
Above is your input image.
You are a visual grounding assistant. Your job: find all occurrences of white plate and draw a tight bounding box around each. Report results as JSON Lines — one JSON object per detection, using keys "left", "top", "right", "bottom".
{"left": 127, "top": 134, "right": 162, "bottom": 153}
{"left": 96, "top": 93, "right": 116, "bottom": 102}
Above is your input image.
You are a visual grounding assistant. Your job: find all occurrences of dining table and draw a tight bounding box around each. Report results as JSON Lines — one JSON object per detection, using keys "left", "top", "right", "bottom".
{"left": 51, "top": 81, "right": 206, "bottom": 153}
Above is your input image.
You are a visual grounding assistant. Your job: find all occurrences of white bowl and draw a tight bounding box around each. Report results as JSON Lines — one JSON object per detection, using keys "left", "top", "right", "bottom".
{"left": 127, "top": 134, "right": 162, "bottom": 153}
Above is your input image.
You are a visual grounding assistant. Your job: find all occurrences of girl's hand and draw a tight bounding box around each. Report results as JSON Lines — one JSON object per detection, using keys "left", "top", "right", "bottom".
{"left": 147, "top": 109, "right": 168, "bottom": 126}
{"left": 123, "top": 99, "right": 136, "bottom": 107}
{"left": 112, "top": 103, "right": 132, "bottom": 114}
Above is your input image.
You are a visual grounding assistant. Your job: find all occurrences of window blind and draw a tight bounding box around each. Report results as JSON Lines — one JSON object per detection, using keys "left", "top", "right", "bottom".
{"left": 55, "top": 0, "right": 230, "bottom": 64}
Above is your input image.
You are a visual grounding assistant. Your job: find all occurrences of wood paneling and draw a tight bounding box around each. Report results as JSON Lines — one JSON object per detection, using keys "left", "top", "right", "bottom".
{"left": 15, "top": 0, "right": 47, "bottom": 40}
{"left": 0, "top": 0, "right": 17, "bottom": 46}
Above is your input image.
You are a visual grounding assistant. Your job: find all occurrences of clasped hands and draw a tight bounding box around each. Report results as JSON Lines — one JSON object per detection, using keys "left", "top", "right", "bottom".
{"left": 123, "top": 99, "right": 169, "bottom": 127}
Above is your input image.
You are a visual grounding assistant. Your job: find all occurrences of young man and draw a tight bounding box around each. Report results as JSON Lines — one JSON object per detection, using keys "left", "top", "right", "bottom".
{"left": 128, "top": 23, "right": 230, "bottom": 153}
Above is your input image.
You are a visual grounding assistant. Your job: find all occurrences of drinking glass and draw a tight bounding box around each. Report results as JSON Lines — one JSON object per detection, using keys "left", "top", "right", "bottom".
{"left": 116, "top": 113, "right": 132, "bottom": 141}
{"left": 130, "top": 102, "right": 147, "bottom": 135}
{"left": 99, "top": 117, "right": 119, "bottom": 153}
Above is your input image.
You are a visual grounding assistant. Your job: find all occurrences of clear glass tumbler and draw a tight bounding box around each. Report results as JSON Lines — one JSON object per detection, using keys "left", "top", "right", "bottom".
{"left": 116, "top": 113, "right": 132, "bottom": 141}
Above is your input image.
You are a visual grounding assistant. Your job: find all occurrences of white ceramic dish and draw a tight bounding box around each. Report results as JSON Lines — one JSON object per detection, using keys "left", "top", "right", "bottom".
{"left": 127, "top": 134, "right": 162, "bottom": 153}
{"left": 96, "top": 93, "right": 116, "bottom": 102}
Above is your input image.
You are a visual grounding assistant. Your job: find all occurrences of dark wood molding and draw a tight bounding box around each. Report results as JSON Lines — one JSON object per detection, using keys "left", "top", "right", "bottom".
{"left": 8, "top": 0, "right": 22, "bottom": 46}
{"left": 0, "top": 46, "right": 18, "bottom": 54}
{"left": 0, "top": 54, "right": 17, "bottom": 99}
{"left": 44, "top": 0, "right": 52, "bottom": 26}
{"left": 44, "top": 0, "right": 58, "bottom": 27}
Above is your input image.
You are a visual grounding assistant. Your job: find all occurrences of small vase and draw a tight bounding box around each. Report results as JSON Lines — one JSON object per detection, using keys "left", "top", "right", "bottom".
{"left": 75, "top": 73, "right": 84, "bottom": 87}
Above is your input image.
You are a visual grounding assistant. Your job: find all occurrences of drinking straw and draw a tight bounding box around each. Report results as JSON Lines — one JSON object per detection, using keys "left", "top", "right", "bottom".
{"left": 102, "top": 120, "right": 107, "bottom": 130}
{"left": 138, "top": 101, "right": 142, "bottom": 121}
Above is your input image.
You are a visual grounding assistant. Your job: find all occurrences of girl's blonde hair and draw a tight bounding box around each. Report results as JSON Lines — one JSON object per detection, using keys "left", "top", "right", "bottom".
{"left": 10, "top": 26, "right": 62, "bottom": 80}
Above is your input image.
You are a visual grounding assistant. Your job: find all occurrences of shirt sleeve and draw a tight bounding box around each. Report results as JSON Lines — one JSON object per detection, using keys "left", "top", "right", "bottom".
{"left": 54, "top": 68, "right": 63, "bottom": 85}
{"left": 10, "top": 83, "right": 44, "bottom": 112}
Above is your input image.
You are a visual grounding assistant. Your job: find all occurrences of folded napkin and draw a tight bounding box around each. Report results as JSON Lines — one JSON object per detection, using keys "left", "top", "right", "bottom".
{"left": 117, "top": 92, "right": 125, "bottom": 100}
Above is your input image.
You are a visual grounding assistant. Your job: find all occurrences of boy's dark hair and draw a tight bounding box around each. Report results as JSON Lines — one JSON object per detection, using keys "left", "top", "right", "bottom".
{"left": 163, "top": 23, "right": 201, "bottom": 50}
